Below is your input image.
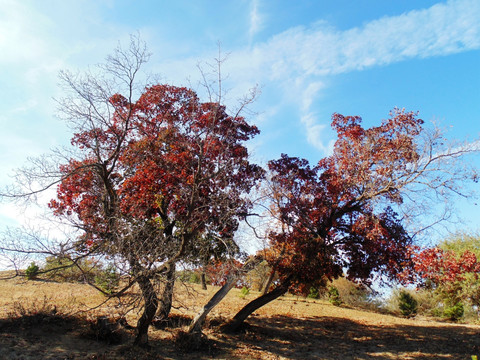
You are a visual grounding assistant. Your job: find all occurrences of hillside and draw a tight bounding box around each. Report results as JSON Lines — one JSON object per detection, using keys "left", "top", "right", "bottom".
{"left": 1, "top": 276, "right": 479, "bottom": 359}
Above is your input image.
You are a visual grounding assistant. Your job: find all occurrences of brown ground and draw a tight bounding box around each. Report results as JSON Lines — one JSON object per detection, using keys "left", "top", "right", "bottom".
{"left": 1, "top": 276, "right": 479, "bottom": 359}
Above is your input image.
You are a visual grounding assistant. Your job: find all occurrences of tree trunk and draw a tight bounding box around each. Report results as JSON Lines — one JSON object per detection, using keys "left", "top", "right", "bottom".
{"left": 188, "top": 275, "right": 236, "bottom": 333}
{"left": 222, "top": 279, "right": 291, "bottom": 333}
{"left": 257, "top": 277, "right": 264, "bottom": 292}
{"left": 200, "top": 272, "right": 207, "bottom": 290}
{"left": 156, "top": 263, "right": 176, "bottom": 321}
{"left": 262, "top": 269, "right": 276, "bottom": 295}
{"left": 134, "top": 275, "right": 158, "bottom": 347}
{"left": 188, "top": 255, "right": 262, "bottom": 334}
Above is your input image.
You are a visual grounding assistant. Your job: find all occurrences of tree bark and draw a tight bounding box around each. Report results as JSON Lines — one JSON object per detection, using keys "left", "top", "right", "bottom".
{"left": 262, "top": 269, "right": 276, "bottom": 295}
{"left": 200, "top": 272, "right": 207, "bottom": 290}
{"left": 188, "top": 275, "right": 237, "bottom": 333}
{"left": 188, "top": 256, "right": 262, "bottom": 334}
{"left": 222, "top": 278, "right": 291, "bottom": 333}
{"left": 156, "top": 263, "right": 176, "bottom": 321}
{"left": 257, "top": 276, "right": 264, "bottom": 292}
{"left": 134, "top": 275, "right": 158, "bottom": 347}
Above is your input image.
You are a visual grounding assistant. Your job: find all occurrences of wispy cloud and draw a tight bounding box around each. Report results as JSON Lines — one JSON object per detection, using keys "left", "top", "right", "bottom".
{"left": 110, "top": 0, "right": 480, "bottom": 155}
{"left": 299, "top": 82, "right": 335, "bottom": 154}
{"left": 248, "top": 0, "right": 263, "bottom": 42}
{"left": 222, "top": 0, "right": 480, "bottom": 152}
{"left": 1, "top": 0, "right": 479, "bottom": 160}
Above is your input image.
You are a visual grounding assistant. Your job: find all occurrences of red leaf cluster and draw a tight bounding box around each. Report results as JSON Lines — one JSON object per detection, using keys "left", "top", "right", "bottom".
{"left": 266, "top": 109, "right": 423, "bottom": 293}
{"left": 411, "top": 247, "right": 480, "bottom": 287}
{"left": 48, "top": 84, "right": 264, "bottom": 255}
{"left": 204, "top": 259, "right": 248, "bottom": 288}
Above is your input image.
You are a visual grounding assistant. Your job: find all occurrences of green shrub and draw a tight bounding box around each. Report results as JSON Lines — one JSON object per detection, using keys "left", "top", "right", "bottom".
{"left": 239, "top": 286, "right": 250, "bottom": 299}
{"left": 43, "top": 256, "right": 97, "bottom": 283}
{"left": 328, "top": 286, "right": 342, "bottom": 306}
{"left": 308, "top": 287, "right": 320, "bottom": 299}
{"left": 189, "top": 272, "right": 202, "bottom": 284}
{"left": 94, "top": 264, "right": 120, "bottom": 295}
{"left": 398, "top": 290, "right": 418, "bottom": 318}
{"left": 25, "top": 262, "right": 40, "bottom": 280}
{"left": 177, "top": 270, "right": 202, "bottom": 284}
{"left": 443, "top": 302, "right": 464, "bottom": 321}
{"left": 326, "top": 278, "right": 376, "bottom": 310}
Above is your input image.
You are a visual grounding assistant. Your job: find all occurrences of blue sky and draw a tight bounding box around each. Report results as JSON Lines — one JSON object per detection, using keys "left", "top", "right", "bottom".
{"left": 0, "top": 0, "right": 479, "bottom": 236}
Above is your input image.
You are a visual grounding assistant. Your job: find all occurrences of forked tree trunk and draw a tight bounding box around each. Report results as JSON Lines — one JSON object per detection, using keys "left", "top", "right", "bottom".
{"left": 222, "top": 278, "right": 291, "bottom": 333}
{"left": 188, "top": 275, "right": 237, "bottom": 333}
{"left": 134, "top": 275, "right": 158, "bottom": 347}
{"left": 188, "top": 256, "right": 262, "bottom": 334}
{"left": 156, "top": 263, "right": 176, "bottom": 321}
{"left": 201, "top": 272, "right": 207, "bottom": 290}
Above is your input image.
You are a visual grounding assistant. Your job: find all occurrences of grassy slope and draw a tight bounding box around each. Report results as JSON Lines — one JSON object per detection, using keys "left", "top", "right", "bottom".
{"left": 1, "top": 276, "right": 480, "bottom": 359}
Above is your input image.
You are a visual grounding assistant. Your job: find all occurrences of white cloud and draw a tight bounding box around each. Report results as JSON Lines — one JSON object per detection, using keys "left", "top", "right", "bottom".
{"left": 249, "top": 0, "right": 263, "bottom": 42}
{"left": 251, "top": 0, "right": 480, "bottom": 80}
{"left": 1, "top": 0, "right": 478, "bottom": 164}
{"left": 301, "top": 82, "right": 323, "bottom": 112}
{"left": 300, "top": 113, "right": 328, "bottom": 153}
{"left": 128, "top": 0, "right": 480, "bottom": 157}
{"left": 220, "top": 0, "right": 480, "bottom": 152}
{"left": 298, "top": 82, "right": 334, "bottom": 154}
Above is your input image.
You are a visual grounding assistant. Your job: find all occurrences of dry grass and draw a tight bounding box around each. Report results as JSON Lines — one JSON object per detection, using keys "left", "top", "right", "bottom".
{"left": 1, "top": 275, "right": 480, "bottom": 359}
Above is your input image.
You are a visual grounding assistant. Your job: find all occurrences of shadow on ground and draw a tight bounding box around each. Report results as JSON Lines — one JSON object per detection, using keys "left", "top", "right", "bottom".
{"left": 232, "top": 315, "right": 480, "bottom": 359}
{"left": 1, "top": 313, "right": 480, "bottom": 359}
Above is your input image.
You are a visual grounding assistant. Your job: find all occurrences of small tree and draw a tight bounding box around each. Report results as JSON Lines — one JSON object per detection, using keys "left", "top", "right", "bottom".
{"left": 328, "top": 286, "right": 342, "bottom": 306}
{"left": 25, "top": 262, "right": 39, "bottom": 280}
{"left": 398, "top": 290, "right": 418, "bottom": 317}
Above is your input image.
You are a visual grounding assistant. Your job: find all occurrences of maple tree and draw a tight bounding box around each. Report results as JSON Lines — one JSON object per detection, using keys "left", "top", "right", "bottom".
{"left": 51, "top": 88, "right": 262, "bottom": 346}
{"left": 223, "top": 109, "right": 478, "bottom": 332}
{"left": 0, "top": 37, "right": 263, "bottom": 346}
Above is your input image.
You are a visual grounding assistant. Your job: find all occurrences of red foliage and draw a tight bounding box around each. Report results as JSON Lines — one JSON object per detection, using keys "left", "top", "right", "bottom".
{"left": 204, "top": 259, "right": 248, "bottom": 288}
{"left": 411, "top": 247, "right": 480, "bottom": 288}
{"left": 48, "top": 84, "right": 264, "bottom": 259}
{"left": 266, "top": 109, "right": 423, "bottom": 293}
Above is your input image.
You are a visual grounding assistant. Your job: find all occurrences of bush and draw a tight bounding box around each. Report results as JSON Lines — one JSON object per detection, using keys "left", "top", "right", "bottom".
{"left": 174, "top": 330, "right": 210, "bottom": 352}
{"left": 177, "top": 270, "right": 203, "bottom": 284}
{"left": 328, "top": 286, "right": 342, "bottom": 306}
{"left": 308, "top": 287, "right": 320, "bottom": 299}
{"left": 409, "top": 289, "right": 442, "bottom": 317}
{"left": 25, "top": 262, "right": 40, "bottom": 280}
{"left": 443, "top": 302, "right": 464, "bottom": 321}
{"left": 89, "top": 316, "right": 127, "bottom": 344}
{"left": 189, "top": 272, "right": 202, "bottom": 284}
{"left": 326, "top": 278, "right": 376, "bottom": 310}
{"left": 398, "top": 290, "right": 418, "bottom": 318}
{"left": 94, "top": 264, "right": 120, "bottom": 295}
{"left": 43, "top": 256, "right": 98, "bottom": 283}
{"left": 239, "top": 286, "right": 250, "bottom": 299}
